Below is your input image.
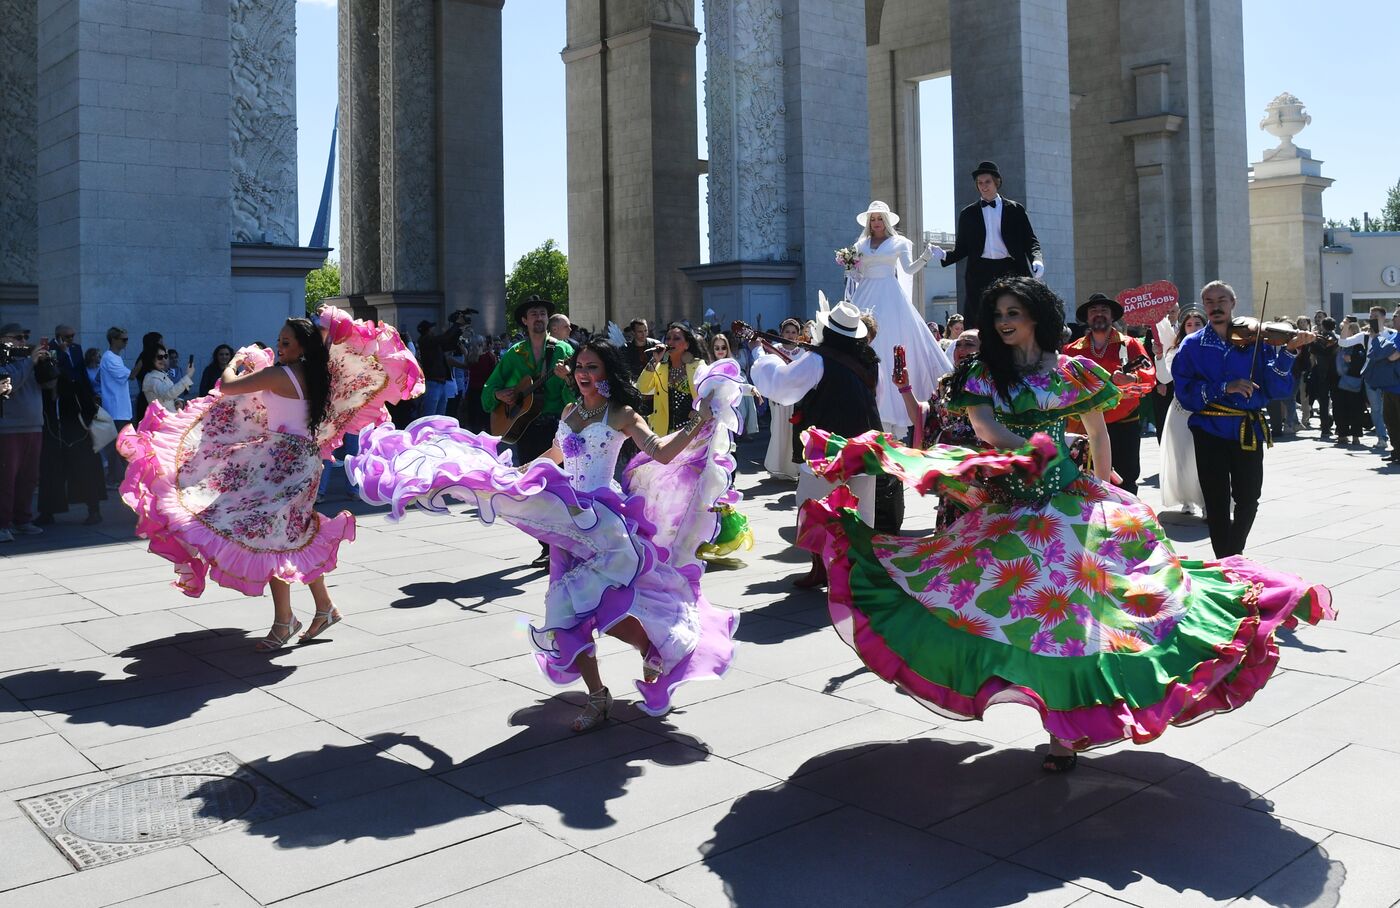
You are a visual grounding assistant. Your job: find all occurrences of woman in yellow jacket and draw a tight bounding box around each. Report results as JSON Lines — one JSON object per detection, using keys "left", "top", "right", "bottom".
{"left": 637, "top": 322, "right": 707, "bottom": 435}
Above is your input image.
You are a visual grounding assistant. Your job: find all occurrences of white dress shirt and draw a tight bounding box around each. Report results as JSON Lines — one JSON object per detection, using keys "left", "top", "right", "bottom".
{"left": 980, "top": 195, "right": 1010, "bottom": 260}
{"left": 748, "top": 348, "right": 821, "bottom": 406}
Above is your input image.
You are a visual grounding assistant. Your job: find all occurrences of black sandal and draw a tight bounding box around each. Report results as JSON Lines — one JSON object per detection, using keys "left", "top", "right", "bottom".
{"left": 1041, "top": 752, "right": 1078, "bottom": 773}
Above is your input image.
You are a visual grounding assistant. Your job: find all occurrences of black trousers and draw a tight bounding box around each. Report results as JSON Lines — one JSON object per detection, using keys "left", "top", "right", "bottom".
{"left": 1334, "top": 388, "right": 1365, "bottom": 437}
{"left": 962, "top": 258, "right": 1022, "bottom": 316}
{"left": 1106, "top": 418, "right": 1142, "bottom": 495}
{"left": 1311, "top": 382, "right": 1332, "bottom": 434}
{"left": 1191, "top": 427, "right": 1264, "bottom": 558}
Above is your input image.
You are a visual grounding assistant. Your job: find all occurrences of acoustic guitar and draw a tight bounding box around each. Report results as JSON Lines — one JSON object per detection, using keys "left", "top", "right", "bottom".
{"left": 490, "top": 360, "right": 561, "bottom": 444}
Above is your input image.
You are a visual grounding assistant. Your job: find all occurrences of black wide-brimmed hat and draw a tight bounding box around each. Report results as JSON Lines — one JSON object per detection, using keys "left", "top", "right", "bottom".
{"left": 971, "top": 160, "right": 1001, "bottom": 180}
{"left": 513, "top": 293, "right": 556, "bottom": 325}
{"left": 1077, "top": 292, "right": 1124, "bottom": 323}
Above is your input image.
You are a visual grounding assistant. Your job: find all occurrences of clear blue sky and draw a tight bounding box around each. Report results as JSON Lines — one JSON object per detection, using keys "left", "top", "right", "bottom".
{"left": 294, "top": 1, "right": 1399, "bottom": 266}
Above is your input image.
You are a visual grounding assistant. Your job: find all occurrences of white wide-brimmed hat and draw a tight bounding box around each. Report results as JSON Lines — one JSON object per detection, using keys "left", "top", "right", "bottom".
{"left": 856, "top": 200, "right": 900, "bottom": 228}
{"left": 816, "top": 298, "right": 868, "bottom": 340}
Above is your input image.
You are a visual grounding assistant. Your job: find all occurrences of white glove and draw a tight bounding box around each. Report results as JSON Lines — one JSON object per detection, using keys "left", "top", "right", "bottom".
{"left": 1031, "top": 261, "right": 1045, "bottom": 280}
{"left": 927, "top": 244, "right": 946, "bottom": 262}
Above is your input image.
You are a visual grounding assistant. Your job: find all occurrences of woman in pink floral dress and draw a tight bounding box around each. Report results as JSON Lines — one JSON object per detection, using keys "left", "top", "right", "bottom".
{"left": 118, "top": 307, "right": 423, "bottom": 651}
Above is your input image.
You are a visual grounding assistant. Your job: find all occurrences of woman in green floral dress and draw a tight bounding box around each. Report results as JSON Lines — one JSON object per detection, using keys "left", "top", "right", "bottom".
{"left": 798, "top": 277, "right": 1333, "bottom": 771}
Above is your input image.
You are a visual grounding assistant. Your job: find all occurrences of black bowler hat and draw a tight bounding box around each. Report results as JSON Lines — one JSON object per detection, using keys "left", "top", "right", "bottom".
{"left": 971, "top": 160, "right": 1001, "bottom": 180}
{"left": 1077, "top": 292, "right": 1124, "bottom": 323}
{"left": 512, "top": 293, "right": 555, "bottom": 326}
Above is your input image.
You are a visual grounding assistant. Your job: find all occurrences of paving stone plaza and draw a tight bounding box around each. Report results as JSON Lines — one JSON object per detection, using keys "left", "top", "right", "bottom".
{"left": 2, "top": 430, "right": 1398, "bottom": 907}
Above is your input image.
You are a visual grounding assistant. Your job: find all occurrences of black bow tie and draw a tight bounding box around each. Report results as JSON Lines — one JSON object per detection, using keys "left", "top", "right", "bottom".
{"left": 980, "top": 199, "right": 997, "bottom": 209}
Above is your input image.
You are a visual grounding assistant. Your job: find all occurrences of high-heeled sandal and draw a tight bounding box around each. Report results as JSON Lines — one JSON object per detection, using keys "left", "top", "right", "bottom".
{"left": 570, "top": 687, "right": 612, "bottom": 733}
{"left": 642, "top": 648, "right": 664, "bottom": 684}
{"left": 255, "top": 618, "right": 302, "bottom": 652}
{"left": 299, "top": 606, "right": 342, "bottom": 642}
{"left": 1041, "top": 752, "right": 1078, "bottom": 773}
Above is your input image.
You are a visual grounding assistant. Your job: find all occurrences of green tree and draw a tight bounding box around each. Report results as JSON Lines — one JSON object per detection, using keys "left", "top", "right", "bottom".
{"left": 305, "top": 259, "right": 341, "bottom": 316}
{"left": 506, "top": 239, "right": 569, "bottom": 317}
{"left": 1378, "top": 179, "right": 1400, "bottom": 232}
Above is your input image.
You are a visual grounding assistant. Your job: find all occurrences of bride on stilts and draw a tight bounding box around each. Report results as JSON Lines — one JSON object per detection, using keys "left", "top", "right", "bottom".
{"left": 848, "top": 201, "right": 954, "bottom": 434}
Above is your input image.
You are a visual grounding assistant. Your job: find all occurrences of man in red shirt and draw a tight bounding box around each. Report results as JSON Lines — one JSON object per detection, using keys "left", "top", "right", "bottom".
{"left": 1062, "top": 293, "right": 1155, "bottom": 494}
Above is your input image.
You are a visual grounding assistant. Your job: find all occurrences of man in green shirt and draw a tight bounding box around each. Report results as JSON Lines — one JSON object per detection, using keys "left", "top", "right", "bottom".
{"left": 481, "top": 294, "right": 575, "bottom": 564}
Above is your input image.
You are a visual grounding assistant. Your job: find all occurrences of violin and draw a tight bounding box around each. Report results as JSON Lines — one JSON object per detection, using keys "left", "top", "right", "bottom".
{"left": 1227, "top": 317, "right": 1301, "bottom": 347}
{"left": 731, "top": 320, "right": 818, "bottom": 364}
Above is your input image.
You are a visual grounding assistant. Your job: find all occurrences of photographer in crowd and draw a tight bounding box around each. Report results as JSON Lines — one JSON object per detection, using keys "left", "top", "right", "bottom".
{"left": 0, "top": 323, "right": 56, "bottom": 542}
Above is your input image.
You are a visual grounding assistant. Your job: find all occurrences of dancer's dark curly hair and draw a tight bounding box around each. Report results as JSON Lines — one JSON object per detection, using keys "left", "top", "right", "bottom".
{"left": 283, "top": 317, "right": 332, "bottom": 433}
{"left": 569, "top": 338, "right": 644, "bottom": 412}
{"left": 951, "top": 276, "right": 1066, "bottom": 401}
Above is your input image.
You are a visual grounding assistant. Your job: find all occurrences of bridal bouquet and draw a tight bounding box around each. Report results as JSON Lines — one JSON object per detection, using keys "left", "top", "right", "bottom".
{"left": 834, "top": 247, "right": 861, "bottom": 271}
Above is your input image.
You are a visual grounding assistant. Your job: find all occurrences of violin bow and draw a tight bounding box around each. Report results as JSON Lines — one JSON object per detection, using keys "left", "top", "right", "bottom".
{"left": 1248, "top": 281, "right": 1270, "bottom": 386}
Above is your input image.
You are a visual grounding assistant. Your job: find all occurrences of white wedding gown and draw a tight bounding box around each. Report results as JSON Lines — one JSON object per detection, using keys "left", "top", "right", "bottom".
{"left": 1159, "top": 346, "right": 1205, "bottom": 515}
{"left": 850, "top": 235, "right": 953, "bottom": 429}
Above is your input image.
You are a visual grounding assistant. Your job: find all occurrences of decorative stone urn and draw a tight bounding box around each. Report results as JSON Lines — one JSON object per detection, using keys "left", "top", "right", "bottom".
{"left": 1260, "top": 92, "right": 1311, "bottom": 159}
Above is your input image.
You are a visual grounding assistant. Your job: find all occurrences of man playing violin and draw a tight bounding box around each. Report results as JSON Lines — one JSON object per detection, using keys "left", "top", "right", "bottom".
{"left": 1171, "top": 280, "right": 1314, "bottom": 558}
{"left": 1062, "top": 293, "right": 1155, "bottom": 494}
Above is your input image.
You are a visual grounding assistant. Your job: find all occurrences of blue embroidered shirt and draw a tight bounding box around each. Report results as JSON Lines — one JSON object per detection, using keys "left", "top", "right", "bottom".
{"left": 1170, "top": 326, "right": 1297, "bottom": 441}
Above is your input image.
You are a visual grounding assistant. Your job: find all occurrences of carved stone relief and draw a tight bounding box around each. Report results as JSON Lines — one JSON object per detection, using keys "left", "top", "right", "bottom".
{"left": 230, "top": 0, "right": 298, "bottom": 245}
{"left": 652, "top": 0, "right": 696, "bottom": 27}
{"left": 0, "top": 0, "right": 38, "bottom": 284}
{"left": 704, "top": 0, "right": 786, "bottom": 262}
{"left": 378, "top": 0, "right": 438, "bottom": 292}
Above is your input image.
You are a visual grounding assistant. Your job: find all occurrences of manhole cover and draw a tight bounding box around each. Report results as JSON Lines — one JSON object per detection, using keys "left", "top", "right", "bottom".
{"left": 20, "top": 753, "right": 306, "bottom": 869}
{"left": 62, "top": 774, "right": 257, "bottom": 843}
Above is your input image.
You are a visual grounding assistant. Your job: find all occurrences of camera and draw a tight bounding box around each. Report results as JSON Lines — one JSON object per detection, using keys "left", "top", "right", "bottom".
{"left": 0, "top": 342, "right": 34, "bottom": 366}
{"left": 450, "top": 308, "right": 478, "bottom": 328}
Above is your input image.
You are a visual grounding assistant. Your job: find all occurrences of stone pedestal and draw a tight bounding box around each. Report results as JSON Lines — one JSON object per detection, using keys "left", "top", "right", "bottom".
{"left": 1249, "top": 153, "right": 1332, "bottom": 321}
{"left": 680, "top": 261, "right": 800, "bottom": 333}
{"left": 231, "top": 244, "right": 328, "bottom": 343}
{"left": 564, "top": 0, "right": 701, "bottom": 331}
{"left": 950, "top": 0, "right": 1075, "bottom": 313}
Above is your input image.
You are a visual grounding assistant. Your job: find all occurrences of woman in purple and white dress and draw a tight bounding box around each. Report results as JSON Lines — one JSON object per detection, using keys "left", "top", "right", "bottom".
{"left": 351, "top": 339, "right": 742, "bottom": 731}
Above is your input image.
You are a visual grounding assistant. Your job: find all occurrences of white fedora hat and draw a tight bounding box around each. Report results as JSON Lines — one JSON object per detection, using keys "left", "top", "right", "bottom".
{"left": 816, "top": 298, "right": 868, "bottom": 340}
{"left": 856, "top": 200, "right": 900, "bottom": 228}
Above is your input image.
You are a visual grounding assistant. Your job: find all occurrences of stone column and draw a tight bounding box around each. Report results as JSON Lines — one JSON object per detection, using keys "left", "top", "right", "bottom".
{"left": 36, "top": 0, "right": 234, "bottom": 357}
{"left": 780, "top": 0, "right": 869, "bottom": 312}
{"left": 949, "top": 0, "right": 1075, "bottom": 312}
{"left": 436, "top": 0, "right": 505, "bottom": 334}
{"left": 230, "top": 0, "right": 298, "bottom": 246}
{"left": 1248, "top": 93, "right": 1332, "bottom": 319}
{"left": 338, "top": 0, "right": 381, "bottom": 298}
{"left": 377, "top": 0, "right": 439, "bottom": 311}
{"left": 564, "top": 0, "right": 701, "bottom": 330}
{"left": 1111, "top": 63, "right": 1183, "bottom": 285}
{"left": 705, "top": 0, "right": 787, "bottom": 265}
{"left": 0, "top": 0, "right": 38, "bottom": 317}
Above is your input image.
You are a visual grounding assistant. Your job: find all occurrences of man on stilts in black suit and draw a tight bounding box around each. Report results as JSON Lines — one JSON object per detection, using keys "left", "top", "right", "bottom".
{"left": 931, "top": 161, "right": 1045, "bottom": 317}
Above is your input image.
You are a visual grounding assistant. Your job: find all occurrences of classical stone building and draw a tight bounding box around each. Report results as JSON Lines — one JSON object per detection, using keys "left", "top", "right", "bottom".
{"left": 2, "top": 0, "right": 1257, "bottom": 353}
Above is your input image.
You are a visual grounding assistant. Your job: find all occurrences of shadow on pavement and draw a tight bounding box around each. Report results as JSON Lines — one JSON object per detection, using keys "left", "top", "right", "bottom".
{"left": 698, "top": 739, "right": 1339, "bottom": 907}
{"left": 389, "top": 565, "right": 540, "bottom": 609}
{"left": 194, "top": 702, "right": 709, "bottom": 847}
{"left": 0, "top": 629, "right": 293, "bottom": 726}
